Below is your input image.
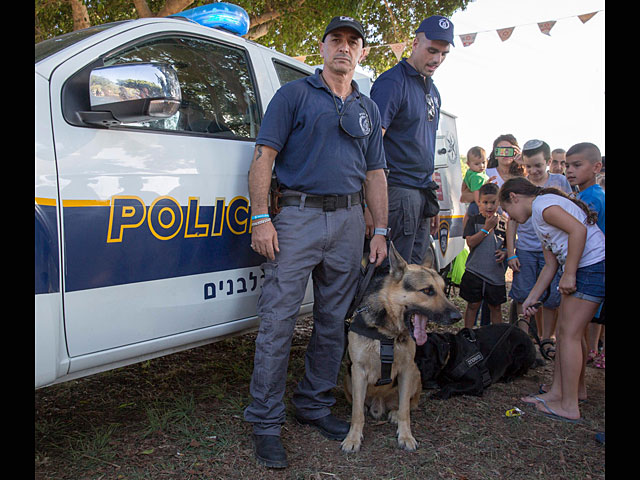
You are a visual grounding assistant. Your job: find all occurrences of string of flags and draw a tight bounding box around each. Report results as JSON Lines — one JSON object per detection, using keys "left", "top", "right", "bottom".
{"left": 293, "top": 10, "right": 601, "bottom": 63}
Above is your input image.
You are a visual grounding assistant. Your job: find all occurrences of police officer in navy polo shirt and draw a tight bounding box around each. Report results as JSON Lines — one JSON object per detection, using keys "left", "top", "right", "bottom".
{"left": 370, "top": 15, "right": 454, "bottom": 265}
{"left": 244, "top": 15, "right": 388, "bottom": 469}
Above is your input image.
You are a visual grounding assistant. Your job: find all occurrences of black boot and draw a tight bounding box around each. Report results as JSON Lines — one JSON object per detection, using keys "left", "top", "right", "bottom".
{"left": 294, "top": 413, "right": 350, "bottom": 440}
{"left": 252, "top": 434, "right": 288, "bottom": 468}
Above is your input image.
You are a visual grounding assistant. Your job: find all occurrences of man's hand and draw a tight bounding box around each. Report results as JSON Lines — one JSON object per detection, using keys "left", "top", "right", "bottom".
{"left": 251, "top": 221, "right": 279, "bottom": 261}
{"left": 248, "top": 144, "right": 279, "bottom": 259}
{"left": 369, "top": 234, "right": 387, "bottom": 266}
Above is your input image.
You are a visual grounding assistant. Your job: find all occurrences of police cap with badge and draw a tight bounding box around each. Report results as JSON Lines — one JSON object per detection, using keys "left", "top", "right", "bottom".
{"left": 415, "top": 15, "right": 455, "bottom": 46}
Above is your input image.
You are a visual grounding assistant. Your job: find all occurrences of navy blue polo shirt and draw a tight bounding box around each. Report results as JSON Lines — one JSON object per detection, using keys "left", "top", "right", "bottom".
{"left": 370, "top": 58, "right": 441, "bottom": 189}
{"left": 256, "top": 69, "right": 386, "bottom": 195}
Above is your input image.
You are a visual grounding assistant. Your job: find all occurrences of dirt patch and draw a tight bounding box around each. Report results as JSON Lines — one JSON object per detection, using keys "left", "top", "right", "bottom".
{"left": 35, "top": 291, "right": 604, "bottom": 479}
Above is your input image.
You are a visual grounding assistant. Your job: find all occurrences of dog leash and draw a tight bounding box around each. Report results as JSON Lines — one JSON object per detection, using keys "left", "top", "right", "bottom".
{"left": 482, "top": 286, "right": 551, "bottom": 366}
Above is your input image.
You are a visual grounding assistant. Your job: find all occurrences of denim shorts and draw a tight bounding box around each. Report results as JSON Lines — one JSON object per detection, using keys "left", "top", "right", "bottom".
{"left": 508, "top": 249, "right": 562, "bottom": 308}
{"left": 572, "top": 260, "right": 605, "bottom": 303}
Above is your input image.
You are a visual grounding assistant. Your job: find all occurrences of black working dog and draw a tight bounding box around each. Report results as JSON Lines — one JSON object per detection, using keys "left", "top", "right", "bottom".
{"left": 415, "top": 323, "right": 536, "bottom": 399}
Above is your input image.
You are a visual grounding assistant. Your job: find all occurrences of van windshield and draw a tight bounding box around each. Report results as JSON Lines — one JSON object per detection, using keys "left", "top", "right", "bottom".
{"left": 35, "top": 22, "right": 129, "bottom": 63}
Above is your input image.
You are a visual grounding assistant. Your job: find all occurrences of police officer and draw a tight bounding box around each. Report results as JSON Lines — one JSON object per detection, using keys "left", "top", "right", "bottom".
{"left": 244, "top": 16, "right": 388, "bottom": 469}
{"left": 370, "top": 15, "right": 455, "bottom": 265}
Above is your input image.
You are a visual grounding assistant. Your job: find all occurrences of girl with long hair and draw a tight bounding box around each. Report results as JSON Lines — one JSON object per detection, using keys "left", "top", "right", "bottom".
{"left": 499, "top": 177, "right": 604, "bottom": 422}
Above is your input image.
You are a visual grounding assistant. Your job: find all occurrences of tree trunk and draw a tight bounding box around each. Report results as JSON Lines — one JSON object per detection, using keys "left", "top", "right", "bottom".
{"left": 69, "top": 0, "right": 90, "bottom": 30}
{"left": 133, "top": 0, "right": 153, "bottom": 18}
{"left": 157, "top": 0, "right": 195, "bottom": 17}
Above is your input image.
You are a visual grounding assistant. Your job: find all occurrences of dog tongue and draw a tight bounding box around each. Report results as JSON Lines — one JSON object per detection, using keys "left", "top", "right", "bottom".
{"left": 412, "top": 313, "right": 428, "bottom": 346}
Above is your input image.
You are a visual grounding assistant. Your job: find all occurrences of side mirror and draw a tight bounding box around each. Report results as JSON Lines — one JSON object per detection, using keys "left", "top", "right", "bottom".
{"left": 79, "top": 63, "right": 181, "bottom": 127}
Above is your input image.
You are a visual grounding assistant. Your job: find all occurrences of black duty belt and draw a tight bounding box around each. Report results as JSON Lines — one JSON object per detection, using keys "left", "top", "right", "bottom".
{"left": 280, "top": 192, "right": 361, "bottom": 211}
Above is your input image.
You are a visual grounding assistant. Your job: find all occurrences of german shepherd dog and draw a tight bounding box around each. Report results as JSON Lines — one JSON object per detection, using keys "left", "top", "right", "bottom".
{"left": 341, "top": 244, "right": 461, "bottom": 452}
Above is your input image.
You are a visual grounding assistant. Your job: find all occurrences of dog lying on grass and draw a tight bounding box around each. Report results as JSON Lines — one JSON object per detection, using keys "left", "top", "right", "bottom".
{"left": 341, "top": 244, "right": 461, "bottom": 452}
{"left": 415, "top": 323, "right": 536, "bottom": 400}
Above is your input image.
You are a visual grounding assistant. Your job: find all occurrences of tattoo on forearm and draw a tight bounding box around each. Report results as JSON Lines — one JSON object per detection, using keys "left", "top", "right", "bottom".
{"left": 255, "top": 145, "right": 263, "bottom": 163}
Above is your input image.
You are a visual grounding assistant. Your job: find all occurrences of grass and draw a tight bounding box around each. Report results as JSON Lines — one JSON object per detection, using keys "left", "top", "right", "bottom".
{"left": 35, "top": 290, "right": 605, "bottom": 479}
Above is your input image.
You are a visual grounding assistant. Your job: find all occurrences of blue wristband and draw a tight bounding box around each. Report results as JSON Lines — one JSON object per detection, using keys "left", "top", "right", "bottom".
{"left": 251, "top": 214, "right": 270, "bottom": 221}
{"left": 480, "top": 228, "right": 490, "bottom": 235}
{"left": 507, "top": 255, "right": 518, "bottom": 261}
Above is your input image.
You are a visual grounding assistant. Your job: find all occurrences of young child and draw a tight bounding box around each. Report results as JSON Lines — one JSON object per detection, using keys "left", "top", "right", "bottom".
{"left": 461, "top": 146, "right": 489, "bottom": 228}
{"left": 505, "top": 140, "right": 572, "bottom": 359}
{"left": 565, "top": 142, "right": 605, "bottom": 370}
{"left": 460, "top": 182, "right": 508, "bottom": 327}
{"left": 499, "top": 177, "right": 605, "bottom": 423}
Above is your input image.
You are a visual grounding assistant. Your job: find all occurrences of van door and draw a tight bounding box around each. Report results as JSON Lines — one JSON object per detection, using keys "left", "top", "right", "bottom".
{"left": 433, "top": 111, "right": 466, "bottom": 271}
{"left": 50, "top": 29, "right": 268, "bottom": 360}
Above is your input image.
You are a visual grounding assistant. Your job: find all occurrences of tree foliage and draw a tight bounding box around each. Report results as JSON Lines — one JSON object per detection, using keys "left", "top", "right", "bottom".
{"left": 35, "top": 0, "right": 470, "bottom": 77}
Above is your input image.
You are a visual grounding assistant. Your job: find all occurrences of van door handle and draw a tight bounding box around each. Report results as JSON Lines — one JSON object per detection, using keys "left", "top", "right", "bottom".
{"left": 437, "top": 148, "right": 447, "bottom": 154}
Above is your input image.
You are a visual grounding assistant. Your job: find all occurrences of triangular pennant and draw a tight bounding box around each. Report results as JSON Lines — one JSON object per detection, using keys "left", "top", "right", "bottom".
{"left": 578, "top": 12, "right": 598, "bottom": 24}
{"left": 293, "top": 55, "right": 307, "bottom": 62}
{"left": 496, "top": 27, "right": 514, "bottom": 42}
{"left": 390, "top": 42, "right": 406, "bottom": 61}
{"left": 459, "top": 33, "right": 477, "bottom": 47}
{"left": 537, "top": 20, "right": 556, "bottom": 36}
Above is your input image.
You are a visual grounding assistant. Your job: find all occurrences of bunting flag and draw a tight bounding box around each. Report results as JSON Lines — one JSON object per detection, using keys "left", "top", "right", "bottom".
{"left": 578, "top": 12, "right": 598, "bottom": 24}
{"left": 293, "top": 10, "right": 602, "bottom": 61}
{"left": 389, "top": 42, "right": 406, "bottom": 61}
{"left": 459, "top": 10, "right": 601, "bottom": 47}
{"left": 537, "top": 20, "right": 556, "bottom": 36}
{"left": 496, "top": 27, "right": 514, "bottom": 42}
{"left": 459, "top": 32, "right": 477, "bottom": 47}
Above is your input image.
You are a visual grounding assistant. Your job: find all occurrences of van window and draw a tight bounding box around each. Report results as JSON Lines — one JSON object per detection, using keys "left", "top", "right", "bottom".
{"left": 273, "top": 60, "right": 310, "bottom": 86}
{"left": 104, "top": 36, "right": 260, "bottom": 138}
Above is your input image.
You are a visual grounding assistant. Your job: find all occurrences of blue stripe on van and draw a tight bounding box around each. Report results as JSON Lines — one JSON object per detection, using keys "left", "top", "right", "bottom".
{"left": 62, "top": 203, "right": 264, "bottom": 292}
{"left": 35, "top": 204, "right": 60, "bottom": 294}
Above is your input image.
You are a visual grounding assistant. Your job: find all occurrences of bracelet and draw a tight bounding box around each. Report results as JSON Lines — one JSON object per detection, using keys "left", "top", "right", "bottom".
{"left": 480, "top": 228, "right": 490, "bottom": 235}
{"left": 507, "top": 255, "right": 518, "bottom": 261}
{"left": 252, "top": 218, "right": 272, "bottom": 227}
{"left": 251, "top": 214, "right": 270, "bottom": 221}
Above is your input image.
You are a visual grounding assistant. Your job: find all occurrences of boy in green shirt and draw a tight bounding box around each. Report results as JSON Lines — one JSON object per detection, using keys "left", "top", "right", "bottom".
{"left": 461, "top": 146, "right": 489, "bottom": 227}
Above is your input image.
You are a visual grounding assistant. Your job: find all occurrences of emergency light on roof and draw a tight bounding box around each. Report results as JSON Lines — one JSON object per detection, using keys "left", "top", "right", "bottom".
{"left": 173, "top": 2, "right": 250, "bottom": 36}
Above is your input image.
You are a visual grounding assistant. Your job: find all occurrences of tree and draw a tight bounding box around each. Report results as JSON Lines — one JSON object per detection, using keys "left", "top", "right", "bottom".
{"left": 35, "top": 0, "right": 470, "bottom": 77}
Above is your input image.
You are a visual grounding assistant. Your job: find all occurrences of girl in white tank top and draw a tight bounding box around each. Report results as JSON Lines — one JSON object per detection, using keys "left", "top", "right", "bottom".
{"left": 498, "top": 177, "right": 604, "bottom": 423}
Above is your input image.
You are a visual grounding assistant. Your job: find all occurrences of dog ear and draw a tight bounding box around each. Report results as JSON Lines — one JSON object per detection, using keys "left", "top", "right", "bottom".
{"left": 421, "top": 246, "right": 435, "bottom": 270}
{"left": 388, "top": 242, "right": 408, "bottom": 281}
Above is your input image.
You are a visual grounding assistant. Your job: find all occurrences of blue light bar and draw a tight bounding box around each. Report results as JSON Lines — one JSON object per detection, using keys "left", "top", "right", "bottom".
{"left": 172, "top": 2, "right": 250, "bottom": 36}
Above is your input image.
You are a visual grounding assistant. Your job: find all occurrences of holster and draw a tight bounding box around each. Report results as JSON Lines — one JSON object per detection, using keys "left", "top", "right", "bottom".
{"left": 269, "top": 173, "right": 283, "bottom": 216}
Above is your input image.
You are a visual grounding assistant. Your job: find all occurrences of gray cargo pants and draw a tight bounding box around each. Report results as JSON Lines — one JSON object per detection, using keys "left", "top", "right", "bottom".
{"left": 386, "top": 186, "right": 432, "bottom": 265}
{"left": 244, "top": 199, "right": 365, "bottom": 436}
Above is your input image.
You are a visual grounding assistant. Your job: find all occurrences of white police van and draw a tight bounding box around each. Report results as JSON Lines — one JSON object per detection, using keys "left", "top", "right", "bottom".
{"left": 35, "top": 3, "right": 465, "bottom": 389}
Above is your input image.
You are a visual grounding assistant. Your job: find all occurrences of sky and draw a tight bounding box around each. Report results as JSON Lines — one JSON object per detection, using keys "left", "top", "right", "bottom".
{"left": 432, "top": 0, "right": 605, "bottom": 157}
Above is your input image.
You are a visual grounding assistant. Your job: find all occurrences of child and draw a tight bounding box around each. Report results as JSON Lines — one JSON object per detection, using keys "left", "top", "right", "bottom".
{"left": 460, "top": 183, "right": 508, "bottom": 327}
{"left": 565, "top": 142, "right": 605, "bottom": 370}
{"left": 499, "top": 177, "right": 605, "bottom": 423}
{"left": 505, "top": 140, "right": 572, "bottom": 359}
{"left": 461, "top": 146, "right": 489, "bottom": 228}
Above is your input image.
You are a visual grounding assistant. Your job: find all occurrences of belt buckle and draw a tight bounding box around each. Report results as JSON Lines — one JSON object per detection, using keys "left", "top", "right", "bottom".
{"left": 322, "top": 195, "right": 338, "bottom": 211}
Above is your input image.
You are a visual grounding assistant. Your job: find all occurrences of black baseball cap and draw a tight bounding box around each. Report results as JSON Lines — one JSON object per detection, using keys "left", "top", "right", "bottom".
{"left": 322, "top": 16, "right": 366, "bottom": 46}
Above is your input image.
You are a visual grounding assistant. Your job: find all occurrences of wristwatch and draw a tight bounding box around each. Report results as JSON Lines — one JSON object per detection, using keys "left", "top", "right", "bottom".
{"left": 373, "top": 227, "right": 390, "bottom": 238}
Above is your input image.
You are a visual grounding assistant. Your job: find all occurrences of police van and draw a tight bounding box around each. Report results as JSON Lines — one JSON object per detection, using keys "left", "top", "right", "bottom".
{"left": 35, "top": 3, "right": 465, "bottom": 389}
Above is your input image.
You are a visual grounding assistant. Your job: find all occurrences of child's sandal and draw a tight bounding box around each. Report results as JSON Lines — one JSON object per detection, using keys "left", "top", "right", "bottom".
{"left": 593, "top": 354, "right": 605, "bottom": 369}
{"left": 586, "top": 350, "right": 598, "bottom": 364}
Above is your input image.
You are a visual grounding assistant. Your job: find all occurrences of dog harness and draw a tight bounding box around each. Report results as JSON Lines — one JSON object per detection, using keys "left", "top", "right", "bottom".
{"left": 348, "top": 309, "right": 396, "bottom": 386}
{"left": 446, "top": 328, "right": 492, "bottom": 389}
